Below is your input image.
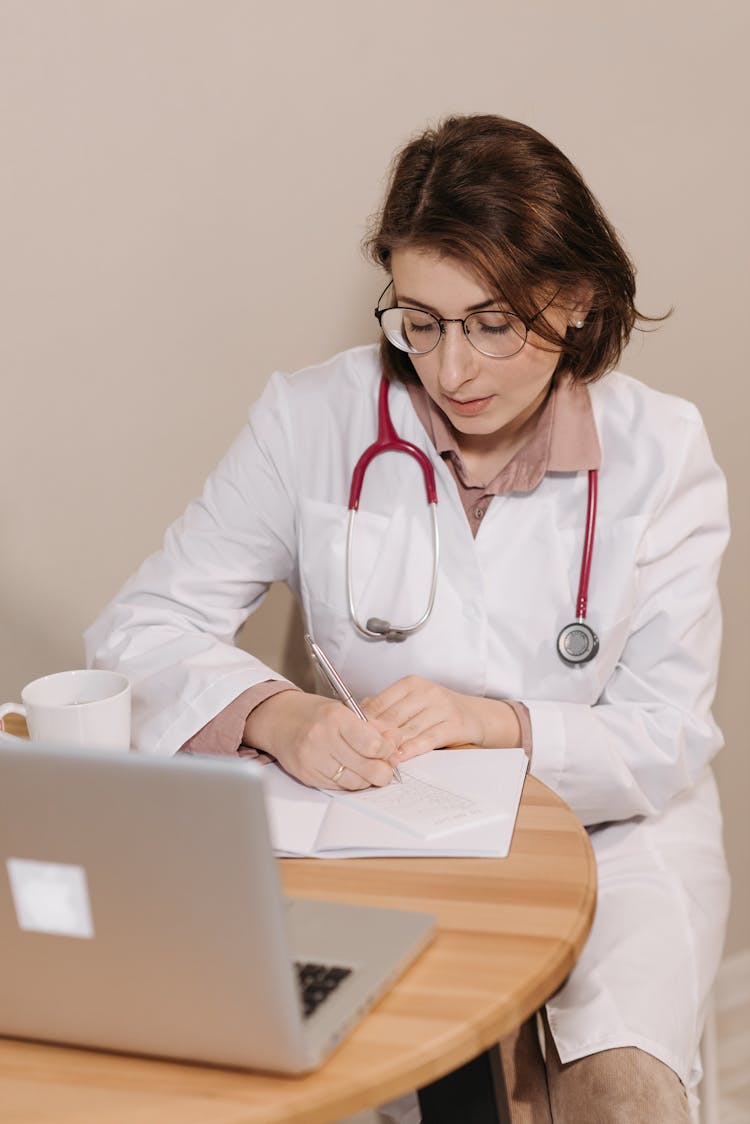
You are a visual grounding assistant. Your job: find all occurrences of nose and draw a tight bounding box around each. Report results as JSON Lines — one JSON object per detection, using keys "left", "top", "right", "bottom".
{"left": 435, "top": 321, "right": 476, "bottom": 394}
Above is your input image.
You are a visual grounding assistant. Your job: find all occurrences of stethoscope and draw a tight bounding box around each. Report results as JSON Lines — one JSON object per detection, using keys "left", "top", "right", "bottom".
{"left": 346, "top": 375, "right": 599, "bottom": 666}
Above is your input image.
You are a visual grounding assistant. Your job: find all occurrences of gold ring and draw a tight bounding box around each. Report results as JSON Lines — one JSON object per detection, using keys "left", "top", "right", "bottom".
{"left": 331, "top": 763, "right": 346, "bottom": 784}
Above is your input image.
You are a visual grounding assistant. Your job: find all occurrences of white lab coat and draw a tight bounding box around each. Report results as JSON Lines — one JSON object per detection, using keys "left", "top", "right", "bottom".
{"left": 86, "top": 344, "right": 730, "bottom": 1097}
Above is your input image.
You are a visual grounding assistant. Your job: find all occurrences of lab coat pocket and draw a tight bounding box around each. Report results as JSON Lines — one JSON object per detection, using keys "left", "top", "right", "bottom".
{"left": 558, "top": 514, "right": 646, "bottom": 631}
{"left": 578, "top": 516, "right": 647, "bottom": 689}
{"left": 512, "top": 515, "right": 646, "bottom": 701}
{"left": 298, "top": 498, "right": 389, "bottom": 620}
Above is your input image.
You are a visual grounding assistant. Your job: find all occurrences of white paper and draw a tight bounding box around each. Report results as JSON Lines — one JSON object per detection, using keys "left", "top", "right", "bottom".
{"left": 263, "top": 748, "right": 528, "bottom": 859}
{"left": 328, "top": 765, "right": 500, "bottom": 838}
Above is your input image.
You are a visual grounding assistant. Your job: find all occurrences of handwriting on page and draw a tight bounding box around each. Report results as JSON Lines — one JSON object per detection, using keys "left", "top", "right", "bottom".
{"left": 336, "top": 771, "right": 500, "bottom": 839}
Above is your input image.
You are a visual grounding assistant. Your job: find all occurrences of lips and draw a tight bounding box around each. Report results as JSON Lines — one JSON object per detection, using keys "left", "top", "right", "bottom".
{"left": 444, "top": 394, "right": 494, "bottom": 416}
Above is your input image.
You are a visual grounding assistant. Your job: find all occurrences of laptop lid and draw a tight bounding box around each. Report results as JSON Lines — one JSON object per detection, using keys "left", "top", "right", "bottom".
{"left": 0, "top": 742, "right": 434, "bottom": 1072}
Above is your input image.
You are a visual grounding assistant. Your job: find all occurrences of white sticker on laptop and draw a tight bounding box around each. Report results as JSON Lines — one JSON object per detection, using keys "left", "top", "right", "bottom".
{"left": 6, "top": 858, "right": 95, "bottom": 939}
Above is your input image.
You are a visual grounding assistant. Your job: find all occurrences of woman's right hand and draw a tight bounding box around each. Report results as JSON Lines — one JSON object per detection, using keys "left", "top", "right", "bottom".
{"left": 241, "top": 690, "right": 397, "bottom": 790}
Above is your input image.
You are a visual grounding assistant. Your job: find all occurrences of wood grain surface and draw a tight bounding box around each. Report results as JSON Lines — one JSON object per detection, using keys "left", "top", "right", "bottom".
{"left": 0, "top": 726, "right": 596, "bottom": 1124}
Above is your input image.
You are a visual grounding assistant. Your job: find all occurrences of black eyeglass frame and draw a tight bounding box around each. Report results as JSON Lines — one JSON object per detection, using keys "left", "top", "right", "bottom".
{"left": 373, "top": 281, "right": 560, "bottom": 360}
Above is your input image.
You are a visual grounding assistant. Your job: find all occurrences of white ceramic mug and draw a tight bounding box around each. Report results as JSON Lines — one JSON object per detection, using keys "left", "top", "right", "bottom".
{"left": 0, "top": 670, "right": 131, "bottom": 750}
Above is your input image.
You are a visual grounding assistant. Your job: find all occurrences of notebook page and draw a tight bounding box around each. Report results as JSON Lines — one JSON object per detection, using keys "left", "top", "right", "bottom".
{"left": 328, "top": 760, "right": 502, "bottom": 839}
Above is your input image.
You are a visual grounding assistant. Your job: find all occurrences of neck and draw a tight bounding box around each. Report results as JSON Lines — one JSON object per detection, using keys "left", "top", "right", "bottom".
{"left": 453, "top": 382, "right": 553, "bottom": 480}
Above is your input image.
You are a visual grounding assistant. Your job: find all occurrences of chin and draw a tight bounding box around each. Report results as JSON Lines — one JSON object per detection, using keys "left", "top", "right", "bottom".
{"left": 450, "top": 410, "right": 507, "bottom": 435}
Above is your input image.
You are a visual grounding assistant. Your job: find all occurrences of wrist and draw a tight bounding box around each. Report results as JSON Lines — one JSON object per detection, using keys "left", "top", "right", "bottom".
{"left": 242, "top": 690, "right": 307, "bottom": 757}
{"left": 472, "top": 697, "right": 521, "bottom": 748}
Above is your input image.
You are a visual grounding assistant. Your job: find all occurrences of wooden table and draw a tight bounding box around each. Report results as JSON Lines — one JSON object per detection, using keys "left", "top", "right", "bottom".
{"left": 0, "top": 714, "right": 596, "bottom": 1124}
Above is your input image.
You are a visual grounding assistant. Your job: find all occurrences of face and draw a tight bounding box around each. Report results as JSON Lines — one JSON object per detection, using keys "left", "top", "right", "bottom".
{"left": 389, "top": 248, "right": 583, "bottom": 453}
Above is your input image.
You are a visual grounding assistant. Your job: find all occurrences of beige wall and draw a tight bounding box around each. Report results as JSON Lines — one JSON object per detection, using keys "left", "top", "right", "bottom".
{"left": 1, "top": 1, "right": 747, "bottom": 953}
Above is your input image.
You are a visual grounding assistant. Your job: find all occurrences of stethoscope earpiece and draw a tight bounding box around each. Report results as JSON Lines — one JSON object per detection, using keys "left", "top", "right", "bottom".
{"left": 557, "top": 621, "right": 599, "bottom": 667}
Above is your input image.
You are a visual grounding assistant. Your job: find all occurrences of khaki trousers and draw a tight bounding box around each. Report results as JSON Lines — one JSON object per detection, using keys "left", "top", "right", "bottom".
{"left": 369, "top": 1013, "right": 693, "bottom": 1124}
{"left": 500, "top": 1015, "right": 692, "bottom": 1124}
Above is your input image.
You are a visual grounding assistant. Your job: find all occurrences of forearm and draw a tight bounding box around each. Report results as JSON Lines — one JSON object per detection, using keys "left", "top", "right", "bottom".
{"left": 242, "top": 689, "right": 315, "bottom": 759}
{"left": 179, "top": 682, "right": 300, "bottom": 756}
{"left": 527, "top": 696, "right": 723, "bottom": 826}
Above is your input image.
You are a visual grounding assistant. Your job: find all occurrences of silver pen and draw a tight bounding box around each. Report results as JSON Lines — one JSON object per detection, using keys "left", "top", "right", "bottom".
{"left": 304, "top": 634, "right": 402, "bottom": 783}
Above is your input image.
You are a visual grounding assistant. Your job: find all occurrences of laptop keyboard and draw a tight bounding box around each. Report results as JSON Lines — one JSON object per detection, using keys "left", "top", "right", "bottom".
{"left": 295, "top": 961, "right": 352, "bottom": 1018}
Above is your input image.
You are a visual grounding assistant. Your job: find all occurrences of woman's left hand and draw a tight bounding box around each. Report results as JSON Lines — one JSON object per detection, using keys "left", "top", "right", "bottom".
{"left": 361, "top": 675, "right": 521, "bottom": 762}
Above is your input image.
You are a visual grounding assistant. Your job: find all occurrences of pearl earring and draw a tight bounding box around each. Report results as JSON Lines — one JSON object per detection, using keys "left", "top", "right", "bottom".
{"left": 574, "top": 319, "right": 584, "bottom": 329}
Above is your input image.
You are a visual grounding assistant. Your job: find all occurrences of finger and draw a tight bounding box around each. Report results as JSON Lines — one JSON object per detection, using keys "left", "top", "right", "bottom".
{"left": 330, "top": 764, "right": 377, "bottom": 791}
{"left": 318, "top": 754, "right": 394, "bottom": 790}
{"left": 369, "top": 697, "right": 432, "bottom": 732}
{"left": 392, "top": 718, "right": 464, "bottom": 761}
{"left": 327, "top": 730, "right": 396, "bottom": 788}
{"left": 373, "top": 723, "right": 402, "bottom": 753}
{"left": 363, "top": 679, "right": 447, "bottom": 732}
{"left": 318, "top": 762, "right": 371, "bottom": 791}
{"left": 336, "top": 711, "right": 396, "bottom": 762}
{"left": 337, "top": 752, "right": 395, "bottom": 788}
{"left": 361, "top": 677, "right": 420, "bottom": 720}
{"left": 335, "top": 765, "right": 373, "bottom": 791}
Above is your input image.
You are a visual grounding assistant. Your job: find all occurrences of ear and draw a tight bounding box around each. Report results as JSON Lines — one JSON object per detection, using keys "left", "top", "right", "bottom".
{"left": 566, "top": 283, "right": 594, "bottom": 329}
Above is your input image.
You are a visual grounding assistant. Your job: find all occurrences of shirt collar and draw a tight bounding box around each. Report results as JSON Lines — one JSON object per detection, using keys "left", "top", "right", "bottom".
{"left": 405, "top": 371, "right": 601, "bottom": 496}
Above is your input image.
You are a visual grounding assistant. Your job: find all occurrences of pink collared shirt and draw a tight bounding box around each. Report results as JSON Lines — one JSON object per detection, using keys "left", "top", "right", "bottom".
{"left": 181, "top": 372, "right": 601, "bottom": 758}
{"left": 406, "top": 370, "right": 600, "bottom": 531}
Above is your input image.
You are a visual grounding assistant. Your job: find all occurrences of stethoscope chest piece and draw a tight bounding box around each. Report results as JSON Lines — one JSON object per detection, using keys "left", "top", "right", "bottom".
{"left": 557, "top": 620, "right": 599, "bottom": 667}
{"left": 555, "top": 467, "right": 600, "bottom": 667}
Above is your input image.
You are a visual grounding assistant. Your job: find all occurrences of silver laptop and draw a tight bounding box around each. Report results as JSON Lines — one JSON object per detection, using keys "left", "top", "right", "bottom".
{"left": 0, "top": 740, "right": 435, "bottom": 1073}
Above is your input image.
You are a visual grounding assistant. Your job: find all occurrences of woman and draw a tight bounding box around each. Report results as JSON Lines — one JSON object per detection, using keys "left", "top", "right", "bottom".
{"left": 86, "top": 115, "right": 729, "bottom": 1122}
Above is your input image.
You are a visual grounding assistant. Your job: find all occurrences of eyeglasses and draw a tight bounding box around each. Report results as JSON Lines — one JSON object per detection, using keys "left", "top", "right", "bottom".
{"left": 374, "top": 282, "right": 532, "bottom": 360}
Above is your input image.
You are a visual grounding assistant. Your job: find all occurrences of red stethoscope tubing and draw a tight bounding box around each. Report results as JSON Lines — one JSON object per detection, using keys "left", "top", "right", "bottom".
{"left": 346, "top": 378, "right": 439, "bottom": 640}
{"left": 346, "top": 376, "right": 598, "bottom": 655}
{"left": 576, "top": 469, "right": 597, "bottom": 621}
{"left": 348, "top": 377, "right": 438, "bottom": 509}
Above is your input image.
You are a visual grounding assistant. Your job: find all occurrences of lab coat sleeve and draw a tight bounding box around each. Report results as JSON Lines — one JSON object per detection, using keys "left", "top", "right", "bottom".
{"left": 526, "top": 409, "right": 729, "bottom": 826}
{"left": 84, "top": 373, "right": 300, "bottom": 755}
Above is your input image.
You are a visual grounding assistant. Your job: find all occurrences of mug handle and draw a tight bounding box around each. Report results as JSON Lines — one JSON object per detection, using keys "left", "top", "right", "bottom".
{"left": 0, "top": 703, "right": 26, "bottom": 735}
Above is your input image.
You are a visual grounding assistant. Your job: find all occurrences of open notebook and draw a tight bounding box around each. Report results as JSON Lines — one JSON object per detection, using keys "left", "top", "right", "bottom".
{"left": 266, "top": 747, "right": 529, "bottom": 858}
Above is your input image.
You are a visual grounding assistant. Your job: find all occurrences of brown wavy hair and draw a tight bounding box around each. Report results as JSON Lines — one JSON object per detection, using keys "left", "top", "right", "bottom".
{"left": 365, "top": 114, "right": 658, "bottom": 384}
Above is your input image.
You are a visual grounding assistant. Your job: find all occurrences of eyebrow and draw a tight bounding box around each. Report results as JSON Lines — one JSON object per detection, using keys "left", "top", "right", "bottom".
{"left": 396, "top": 294, "right": 497, "bottom": 314}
